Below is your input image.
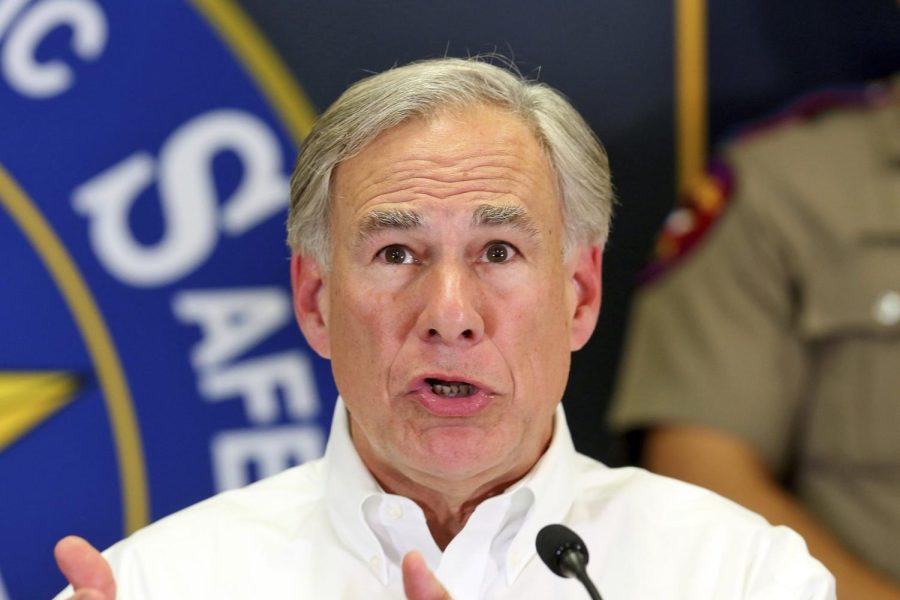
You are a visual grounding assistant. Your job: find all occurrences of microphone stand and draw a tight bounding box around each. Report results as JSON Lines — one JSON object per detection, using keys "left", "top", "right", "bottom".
{"left": 559, "top": 548, "right": 603, "bottom": 600}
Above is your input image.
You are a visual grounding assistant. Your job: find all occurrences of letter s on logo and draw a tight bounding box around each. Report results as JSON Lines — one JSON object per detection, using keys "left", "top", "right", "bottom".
{"left": 72, "top": 109, "right": 290, "bottom": 287}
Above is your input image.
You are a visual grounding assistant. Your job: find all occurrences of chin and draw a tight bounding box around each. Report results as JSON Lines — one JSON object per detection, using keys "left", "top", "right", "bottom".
{"left": 412, "top": 427, "right": 512, "bottom": 480}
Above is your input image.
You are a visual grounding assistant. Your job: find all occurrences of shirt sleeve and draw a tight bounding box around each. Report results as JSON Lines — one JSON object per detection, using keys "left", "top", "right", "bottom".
{"left": 608, "top": 150, "right": 810, "bottom": 475}
{"left": 744, "top": 526, "right": 836, "bottom": 600}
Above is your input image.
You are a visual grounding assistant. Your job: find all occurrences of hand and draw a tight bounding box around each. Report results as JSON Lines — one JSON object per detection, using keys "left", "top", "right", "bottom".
{"left": 402, "top": 551, "right": 452, "bottom": 600}
{"left": 54, "top": 536, "right": 116, "bottom": 600}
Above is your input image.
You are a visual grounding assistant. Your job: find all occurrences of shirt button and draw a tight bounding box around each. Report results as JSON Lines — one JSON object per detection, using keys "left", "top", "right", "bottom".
{"left": 369, "top": 555, "right": 383, "bottom": 570}
{"left": 873, "top": 291, "right": 900, "bottom": 326}
{"left": 385, "top": 502, "right": 403, "bottom": 520}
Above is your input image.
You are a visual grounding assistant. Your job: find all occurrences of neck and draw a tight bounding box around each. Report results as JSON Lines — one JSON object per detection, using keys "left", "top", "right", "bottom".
{"left": 350, "top": 433, "right": 547, "bottom": 550}
{"left": 376, "top": 467, "right": 531, "bottom": 549}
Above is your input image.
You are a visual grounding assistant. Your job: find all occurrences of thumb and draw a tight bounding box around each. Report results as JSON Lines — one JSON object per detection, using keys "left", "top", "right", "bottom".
{"left": 402, "top": 550, "right": 452, "bottom": 600}
{"left": 54, "top": 536, "right": 116, "bottom": 600}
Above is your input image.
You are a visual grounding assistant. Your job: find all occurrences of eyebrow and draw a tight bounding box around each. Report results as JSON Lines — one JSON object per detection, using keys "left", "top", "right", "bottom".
{"left": 355, "top": 203, "right": 540, "bottom": 241}
{"left": 472, "top": 204, "right": 540, "bottom": 237}
{"left": 358, "top": 208, "right": 423, "bottom": 237}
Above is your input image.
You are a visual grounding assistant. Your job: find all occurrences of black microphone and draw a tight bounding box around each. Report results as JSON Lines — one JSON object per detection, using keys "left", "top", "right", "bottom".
{"left": 535, "top": 524, "right": 603, "bottom": 600}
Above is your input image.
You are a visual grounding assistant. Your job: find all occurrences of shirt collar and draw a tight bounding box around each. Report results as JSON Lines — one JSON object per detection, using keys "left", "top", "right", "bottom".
{"left": 322, "top": 397, "right": 582, "bottom": 587}
{"left": 322, "top": 398, "right": 388, "bottom": 581}
{"left": 502, "top": 400, "right": 579, "bottom": 583}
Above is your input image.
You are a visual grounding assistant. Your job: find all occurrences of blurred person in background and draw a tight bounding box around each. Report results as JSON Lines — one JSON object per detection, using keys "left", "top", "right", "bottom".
{"left": 610, "top": 75, "right": 900, "bottom": 599}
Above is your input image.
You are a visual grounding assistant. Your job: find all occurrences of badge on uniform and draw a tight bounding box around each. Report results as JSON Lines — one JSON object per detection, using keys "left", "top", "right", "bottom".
{"left": 641, "top": 160, "right": 733, "bottom": 284}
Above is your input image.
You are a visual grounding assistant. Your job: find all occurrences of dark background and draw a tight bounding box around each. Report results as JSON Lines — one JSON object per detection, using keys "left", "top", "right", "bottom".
{"left": 235, "top": 0, "right": 900, "bottom": 462}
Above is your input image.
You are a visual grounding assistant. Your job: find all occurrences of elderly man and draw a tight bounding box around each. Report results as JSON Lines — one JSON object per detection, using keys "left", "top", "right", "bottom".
{"left": 54, "top": 58, "right": 834, "bottom": 599}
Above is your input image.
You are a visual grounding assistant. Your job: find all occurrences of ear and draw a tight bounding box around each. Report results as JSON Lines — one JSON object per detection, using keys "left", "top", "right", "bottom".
{"left": 290, "top": 253, "right": 331, "bottom": 358}
{"left": 568, "top": 245, "right": 603, "bottom": 351}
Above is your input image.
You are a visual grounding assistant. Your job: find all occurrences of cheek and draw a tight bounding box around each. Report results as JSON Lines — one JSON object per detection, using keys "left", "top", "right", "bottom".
{"left": 518, "top": 301, "right": 572, "bottom": 405}
{"left": 333, "top": 290, "right": 375, "bottom": 346}
{"left": 492, "top": 273, "right": 571, "bottom": 355}
{"left": 329, "top": 282, "right": 409, "bottom": 373}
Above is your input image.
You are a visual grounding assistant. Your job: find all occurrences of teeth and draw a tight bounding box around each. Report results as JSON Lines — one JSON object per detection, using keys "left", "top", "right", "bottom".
{"left": 430, "top": 382, "right": 476, "bottom": 397}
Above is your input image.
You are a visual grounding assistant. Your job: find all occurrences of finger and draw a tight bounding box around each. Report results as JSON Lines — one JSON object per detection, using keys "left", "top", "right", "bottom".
{"left": 54, "top": 536, "right": 116, "bottom": 599}
{"left": 402, "top": 550, "right": 452, "bottom": 600}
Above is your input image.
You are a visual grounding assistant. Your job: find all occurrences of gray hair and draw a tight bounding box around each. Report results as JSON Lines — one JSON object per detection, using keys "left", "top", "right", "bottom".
{"left": 287, "top": 57, "right": 613, "bottom": 264}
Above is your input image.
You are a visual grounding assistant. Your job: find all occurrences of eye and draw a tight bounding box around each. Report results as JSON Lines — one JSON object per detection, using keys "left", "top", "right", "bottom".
{"left": 377, "top": 244, "right": 415, "bottom": 264}
{"left": 481, "top": 242, "right": 517, "bottom": 264}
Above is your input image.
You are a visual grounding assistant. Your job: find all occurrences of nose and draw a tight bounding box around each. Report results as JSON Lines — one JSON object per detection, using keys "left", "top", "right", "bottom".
{"left": 416, "top": 260, "right": 485, "bottom": 346}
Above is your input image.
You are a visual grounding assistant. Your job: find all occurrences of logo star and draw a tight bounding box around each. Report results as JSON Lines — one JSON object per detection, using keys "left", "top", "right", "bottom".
{"left": 0, "top": 371, "right": 81, "bottom": 452}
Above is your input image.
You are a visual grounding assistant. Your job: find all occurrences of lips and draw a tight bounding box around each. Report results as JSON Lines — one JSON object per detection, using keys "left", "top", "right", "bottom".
{"left": 409, "top": 375, "right": 496, "bottom": 417}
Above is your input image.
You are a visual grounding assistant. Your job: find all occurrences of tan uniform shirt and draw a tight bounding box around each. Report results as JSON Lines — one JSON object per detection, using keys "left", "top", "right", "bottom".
{"left": 609, "top": 82, "right": 900, "bottom": 581}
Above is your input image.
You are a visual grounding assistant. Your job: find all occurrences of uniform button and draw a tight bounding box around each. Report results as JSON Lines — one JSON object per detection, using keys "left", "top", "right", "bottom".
{"left": 385, "top": 502, "right": 403, "bottom": 520}
{"left": 369, "top": 555, "right": 383, "bottom": 570}
{"left": 873, "top": 291, "right": 900, "bottom": 326}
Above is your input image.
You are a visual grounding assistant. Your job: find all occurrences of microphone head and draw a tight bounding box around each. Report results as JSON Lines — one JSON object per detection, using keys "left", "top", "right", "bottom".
{"left": 535, "top": 523, "right": 590, "bottom": 577}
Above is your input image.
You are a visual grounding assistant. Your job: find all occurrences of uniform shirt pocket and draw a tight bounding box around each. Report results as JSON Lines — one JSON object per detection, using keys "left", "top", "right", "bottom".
{"left": 799, "top": 244, "right": 900, "bottom": 466}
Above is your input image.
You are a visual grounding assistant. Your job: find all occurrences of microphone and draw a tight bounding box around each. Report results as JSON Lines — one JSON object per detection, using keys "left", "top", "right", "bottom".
{"left": 535, "top": 524, "right": 603, "bottom": 600}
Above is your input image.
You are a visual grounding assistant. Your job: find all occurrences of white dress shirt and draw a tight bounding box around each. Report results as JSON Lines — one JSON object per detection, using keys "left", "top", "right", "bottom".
{"left": 56, "top": 399, "right": 834, "bottom": 599}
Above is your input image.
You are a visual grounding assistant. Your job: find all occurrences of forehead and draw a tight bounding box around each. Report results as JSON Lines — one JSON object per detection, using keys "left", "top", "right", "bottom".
{"left": 330, "top": 106, "right": 560, "bottom": 220}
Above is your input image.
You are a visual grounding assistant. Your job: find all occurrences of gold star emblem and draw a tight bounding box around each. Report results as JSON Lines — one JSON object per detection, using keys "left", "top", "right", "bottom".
{"left": 0, "top": 371, "right": 81, "bottom": 452}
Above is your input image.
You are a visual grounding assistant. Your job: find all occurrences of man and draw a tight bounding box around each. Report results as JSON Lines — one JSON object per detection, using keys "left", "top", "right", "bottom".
{"left": 54, "top": 58, "right": 834, "bottom": 599}
{"left": 610, "top": 78, "right": 900, "bottom": 599}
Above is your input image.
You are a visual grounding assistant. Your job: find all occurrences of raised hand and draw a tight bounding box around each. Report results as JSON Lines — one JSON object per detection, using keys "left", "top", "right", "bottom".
{"left": 54, "top": 536, "right": 116, "bottom": 600}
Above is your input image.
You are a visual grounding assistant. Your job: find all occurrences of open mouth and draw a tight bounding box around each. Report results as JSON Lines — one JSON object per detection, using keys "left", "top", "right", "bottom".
{"left": 426, "top": 378, "right": 478, "bottom": 398}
